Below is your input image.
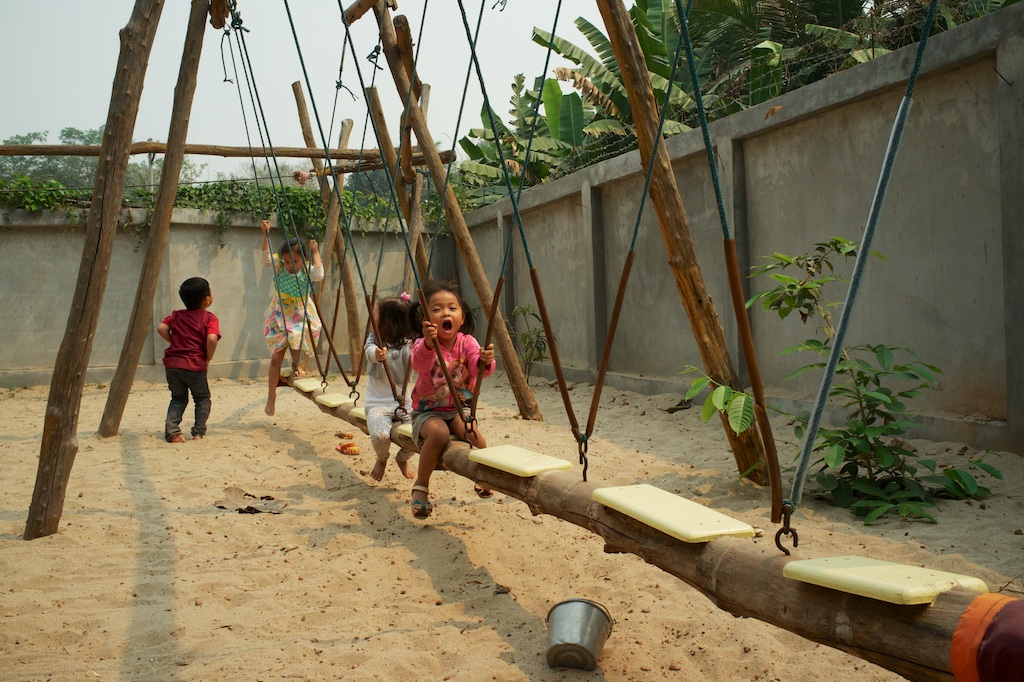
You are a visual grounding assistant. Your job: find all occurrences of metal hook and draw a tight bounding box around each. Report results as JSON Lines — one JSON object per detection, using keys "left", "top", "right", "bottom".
{"left": 774, "top": 502, "right": 798, "bottom": 556}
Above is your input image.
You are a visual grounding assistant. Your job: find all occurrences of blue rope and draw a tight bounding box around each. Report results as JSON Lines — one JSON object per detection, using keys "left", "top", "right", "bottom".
{"left": 788, "top": 0, "right": 941, "bottom": 506}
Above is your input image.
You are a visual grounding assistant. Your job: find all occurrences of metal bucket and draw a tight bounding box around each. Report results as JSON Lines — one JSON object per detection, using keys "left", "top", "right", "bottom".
{"left": 545, "top": 599, "right": 613, "bottom": 671}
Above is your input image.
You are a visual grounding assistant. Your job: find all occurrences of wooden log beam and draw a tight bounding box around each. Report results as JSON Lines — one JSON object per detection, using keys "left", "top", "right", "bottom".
{"left": 99, "top": 0, "right": 210, "bottom": 438}
{"left": 405, "top": 84, "right": 430, "bottom": 292}
{"left": 290, "top": 82, "right": 362, "bottom": 368}
{"left": 366, "top": 86, "right": 430, "bottom": 278}
{"left": 25, "top": 0, "right": 167, "bottom": 540}
{"left": 373, "top": 5, "right": 542, "bottom": 421}
{"left": 343, "top": 0, "right": 395, "bottom": 25}
{"left": 0, "top": 141, "right": 449, "bottom": 167}
{"left": 292, "top": 382, "right": 1005, "bottom": 682}
{"left": 595, "top": 0, "right": 767, "bottom": 484}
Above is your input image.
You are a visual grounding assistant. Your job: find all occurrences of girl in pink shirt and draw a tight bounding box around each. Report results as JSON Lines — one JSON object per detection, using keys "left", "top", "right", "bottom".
{"left": 408, "top": 281, "right": 495, "bottom": 519}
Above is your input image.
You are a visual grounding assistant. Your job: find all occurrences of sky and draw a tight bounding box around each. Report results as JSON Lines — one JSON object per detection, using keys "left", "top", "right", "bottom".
{"left": 0, "top": 1, "right": 606, "bottom": 183}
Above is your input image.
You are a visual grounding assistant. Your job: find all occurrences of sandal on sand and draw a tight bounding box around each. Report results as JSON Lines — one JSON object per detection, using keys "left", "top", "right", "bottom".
{"left": 411, "top": 484, "right": 433, "bottom": 519}
{"left": 474, "top": 484, "right": 494, "bottom": 499}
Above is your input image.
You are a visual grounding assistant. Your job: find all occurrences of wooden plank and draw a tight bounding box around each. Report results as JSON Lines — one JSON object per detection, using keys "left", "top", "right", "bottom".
{"left": 592, "top": 484, "right": 756, "bottom": 542}
{"left": 783, "top": 556, "right": 989, "bottom": 605}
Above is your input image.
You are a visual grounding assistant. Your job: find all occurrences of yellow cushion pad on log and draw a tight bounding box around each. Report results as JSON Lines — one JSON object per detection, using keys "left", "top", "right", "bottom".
{"left": 291, "top": 377, "right": 323, "bottom": 393}
{"left": 350, "top": 407, "right": 367, "bottom": 421}
{"left": 469, "top": 445, "right": 573, "bottom": 476}
{"left": 591, "top": 484, "right": 756, "bottom": 543}
{"left": 782, "top": 555, "right": 989, "bottom": 605}
{"left": 315, "top": 394, "right": 356, "bottom": 409}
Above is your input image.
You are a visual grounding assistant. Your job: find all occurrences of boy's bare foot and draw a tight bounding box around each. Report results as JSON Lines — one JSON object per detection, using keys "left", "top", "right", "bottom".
{"left": 265, "top": 395, "right": 276, "bottom": 416}
{"left": 293, "top": 366, "right": 306, "bottom": 377}
{"left": 168, "top": 434, "right": 186, "bottom": 444}
{"left": 370, "top": 460, "right": 386, "bottom": 481}
{"left": 193, "top": 434, "right": 204, "bottom": 440}
{"left": 397, "top": 460, "right": 415, "bottom": 479}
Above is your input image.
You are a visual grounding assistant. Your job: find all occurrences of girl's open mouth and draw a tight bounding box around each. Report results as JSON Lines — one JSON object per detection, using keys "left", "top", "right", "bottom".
{"left": 442, "top": 320, "right": 454, "bottom": 332}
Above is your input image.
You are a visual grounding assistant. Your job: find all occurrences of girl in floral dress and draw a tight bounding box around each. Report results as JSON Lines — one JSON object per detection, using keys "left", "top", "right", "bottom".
{"left": 260, "top": 219, "right": 323, "bottom": 415}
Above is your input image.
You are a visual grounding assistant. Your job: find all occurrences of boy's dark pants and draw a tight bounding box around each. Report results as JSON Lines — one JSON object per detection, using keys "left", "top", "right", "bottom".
{"left": 165, "top": 367, "right": 211, "bottom": 440}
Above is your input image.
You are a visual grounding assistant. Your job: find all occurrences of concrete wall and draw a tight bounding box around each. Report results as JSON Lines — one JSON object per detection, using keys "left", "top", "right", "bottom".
{"left": 0, "top": 209, "right": 414, "bottom": 387}
{"left": 458, "top": 5, "right": 1024, "bottom": 452}
{"left": 2, "top": 7, "right": 1020, "bottom": 452}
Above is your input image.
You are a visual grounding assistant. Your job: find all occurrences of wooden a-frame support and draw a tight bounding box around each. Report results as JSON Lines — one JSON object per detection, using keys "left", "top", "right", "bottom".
{"left": 595, "top": 0, "right": 767, "bottom": 483}
{"left": 371, "top": 2, "right": 542, "bottom": 421}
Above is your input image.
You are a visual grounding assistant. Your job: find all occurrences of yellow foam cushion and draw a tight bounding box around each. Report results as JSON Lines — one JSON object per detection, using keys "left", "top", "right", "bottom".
{"left": 592, "top": 484, "right": 756, "bottom": 543}
{"left": 315, "top": 394, "right": 355, "bottom": 409}
{"left": 782, "top": 555, "right": 989, "bottom": 605}
{"left": 292, "top": 377, "right": 323, "bottom": 393}
{"left": 394, "top": 422, "right": 412, "bottom": 438}
{"left": 350, "top": 407, "right": 367, "bottom": 421}
{"left": 469, "top": 445, "right": 572, "bottom": 476}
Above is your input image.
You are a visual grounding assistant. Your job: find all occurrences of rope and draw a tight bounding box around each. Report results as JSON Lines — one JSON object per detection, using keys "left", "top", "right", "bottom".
{"left": 788, "top": 0, "right": 941, "bottom": 507}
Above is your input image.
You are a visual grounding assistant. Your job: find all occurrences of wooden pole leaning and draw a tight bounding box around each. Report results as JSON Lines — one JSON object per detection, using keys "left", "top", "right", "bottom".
{"left": 372, "top": 4, "right": 541, "bottom": 421}
{"left": 290, "top": 82, "right": 362, "bottom": 369}
{"left": 365, "top": 86, "right": 430, "bottom": 278}
{"left": 26, "top": 0, "right": 168, "bottom": 540}
{"left": 99, "top": 0, "right": 211, "bottom": 438}
{"left": 594, "top": 0, "right": 766, "bottom": 484}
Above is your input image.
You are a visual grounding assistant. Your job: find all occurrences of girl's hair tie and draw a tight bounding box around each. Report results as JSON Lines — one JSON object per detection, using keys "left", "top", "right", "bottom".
{"left": 400, "top": 291, "right": 412, "bottom": 302}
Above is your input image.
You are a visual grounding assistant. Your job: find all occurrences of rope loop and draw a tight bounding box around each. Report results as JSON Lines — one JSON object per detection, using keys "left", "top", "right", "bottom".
{"left": 774, "top": 502, "right": 798, "bottom": 556}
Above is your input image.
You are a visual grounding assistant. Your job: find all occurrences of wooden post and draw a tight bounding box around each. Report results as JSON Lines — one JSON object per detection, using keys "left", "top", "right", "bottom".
{"left": 365, "top": 86, "right": 430, "bottom": 278}
{"left": 595, "top": 0, "right": 766, "bottom": 483}
{"left": 290, "top": 82, "right": 362, "bottom": 369}
{"left": 394, "top": 14, "right": 420, "bottom": 185}
{"left": 25, "top": 0, "right": 167, "bottom": 540}
{"left": 405, "top": 84, "right": 430, "bottom": 292}
{"left": 373, "top": 5, "right": 541, "bottom": 421}
{"left": 98, "top": 0, "right": 210, "bottom": 438}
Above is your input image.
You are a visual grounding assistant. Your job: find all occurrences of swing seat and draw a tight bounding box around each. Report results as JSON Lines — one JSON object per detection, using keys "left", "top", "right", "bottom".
{"left": 350, "top": 406, "right": 367, "bottom": 421}
{"left": 315, "top": 394, "right": 356, "bottom": 409}
{"left": 592, "top": 484, "right": 756, "bottom": 543}
{"left": 469, "top": 445, "right": 573, "bottom": 476}
{"left": 782, "top": 555, "right": 988, "bottom": 605}
{"left": 292, "top": 377, "right": 323, "bottom": 393}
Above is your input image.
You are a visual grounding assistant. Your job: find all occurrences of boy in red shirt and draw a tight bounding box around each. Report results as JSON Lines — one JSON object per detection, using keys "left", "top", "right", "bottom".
{"left": 157, "top": 277, "right": 221, "bottom": 443}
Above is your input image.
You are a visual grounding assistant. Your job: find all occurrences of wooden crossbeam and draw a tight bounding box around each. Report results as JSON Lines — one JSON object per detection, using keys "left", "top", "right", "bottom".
{"left": 283, "top": 375, "right": 1017, "bottom": 681}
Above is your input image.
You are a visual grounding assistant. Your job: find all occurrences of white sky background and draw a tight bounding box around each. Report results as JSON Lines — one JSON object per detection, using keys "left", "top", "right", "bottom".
{"left": 0, "top": 1, "right": 606, "bottom": 184}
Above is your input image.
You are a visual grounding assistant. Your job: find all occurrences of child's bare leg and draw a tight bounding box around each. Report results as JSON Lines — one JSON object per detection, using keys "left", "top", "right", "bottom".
{"left": 266, "top": 348, "right": 287, "bottom": 416}
{"left": 291, "top": 349, "right": 305, "bottom": 376}
{"left": 412, "top": 418, "right": 449, "bottom": 514}
{"left": 396, "top": 450, "right": 415, "bottom": 479}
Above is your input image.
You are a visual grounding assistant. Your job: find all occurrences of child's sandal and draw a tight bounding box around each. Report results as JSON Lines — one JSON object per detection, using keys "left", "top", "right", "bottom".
{"left": 411, "top": 484, "right": 433, "bottom": 519}
{"left": 473, "top": 484, "right": 494, "bottom": 499}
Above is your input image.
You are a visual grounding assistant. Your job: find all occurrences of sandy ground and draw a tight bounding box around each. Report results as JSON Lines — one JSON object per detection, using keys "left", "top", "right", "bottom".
{"left": 1, "top": 375, "right": 1021, "bottom": 681}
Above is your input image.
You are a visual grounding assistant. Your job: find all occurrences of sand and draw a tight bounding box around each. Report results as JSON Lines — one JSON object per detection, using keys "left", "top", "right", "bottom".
{"left": 1, "top": 375, "right": 1021, "bottom": 681}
